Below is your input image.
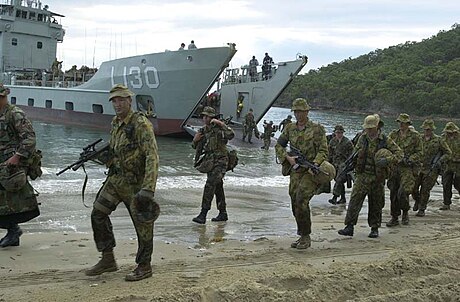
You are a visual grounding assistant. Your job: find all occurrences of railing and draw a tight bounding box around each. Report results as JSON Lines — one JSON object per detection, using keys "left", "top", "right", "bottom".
{"left": 221, "top": 64, "right": 278, "bottom": 85}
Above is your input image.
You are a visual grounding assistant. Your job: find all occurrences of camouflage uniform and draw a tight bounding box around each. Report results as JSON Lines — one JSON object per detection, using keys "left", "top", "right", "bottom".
{"left": 192, "top": 106, "right": 235, "bottom": 223}
{"left": 412, "top": 119, "right": 451, "bottom": 215}
{"left": 90, "top": 85, "right": 159, "bottom": 271}
{"left": 262, "top": 121, "right": 275, "bottom": 150}
{"left": 275, "top": 98, "right": 328, "bottom": 244}
{"left": 328, "top": 125, "right": 354, "bottom": 203}
{"left": 242, "top": 110, "right": 257, "bottom": 143}
{"left": 339, "top": 115, "right": 402, "bottom": 238}
{"left": 0, "top": 84, "right": 39, "bottom": 247}
{"left": 440, "top": 122, "right": 460, "bottom": 209}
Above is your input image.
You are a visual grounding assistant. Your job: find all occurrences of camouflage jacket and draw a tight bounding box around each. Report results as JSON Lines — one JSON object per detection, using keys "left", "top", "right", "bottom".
{"left": 442, "top": 132, "right": 460, "bottom": 164}
{"left": 354, "top": 133, "right": 403, "bottom": 180}
{"left": 328, "top": 136, "right": 354, "bottom": 167}
{"left": 244, "top": 112, "right": 256, "bottom": 128}
{"left": 263, "top": 123, "right": 275, "bottom": 140}
{"left": 192, "top": 122, "right": 234, "bottom": 158}
{"left": 278, "top": 119, "right": 292, "bottom": 132}
{"left": 0, "top": 104, "right": 36, "bottom": 161}
{"left": 275, "top": 119, "right": 328, "bottom": 166}
{"left": 421, "top": 134, "right": 452, "bottom": 172}
{"left": 107, "top": 110, "right": 159, "bottom": 192}
{"left": 388, "top": 128, "right": 422, "bottom": 165}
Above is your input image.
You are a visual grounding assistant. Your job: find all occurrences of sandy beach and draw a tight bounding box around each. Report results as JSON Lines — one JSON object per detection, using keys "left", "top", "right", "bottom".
{"left": 1, "top": 185, "right": 460, "bottom": 302}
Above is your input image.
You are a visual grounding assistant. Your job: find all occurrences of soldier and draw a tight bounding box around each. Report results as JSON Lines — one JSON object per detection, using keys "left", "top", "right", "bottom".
{"left": 236, "top": 95, "right": 244, "bottom": 119}
{"left": 275, "top": 98, "right": 328, "bottom": 249}
{"left": 261, "top": 121, "right": 275, "bottom": 150}
{"left": 278, "top": 115, "right": 292, "bottom": 132}
{"left": 85, "top": 84, "right": 160, "bottom": 282}
{"left": 386, "top": 113, "right": 422, "bottom": 227}
{"left": 439, "top": 122, "right": 460, "bottom": 210}
{"left": 0, "top": 83, "right": 41, "bottom": 248}
{"left": 352, "top": 114, "right": 384, "bottom": 145}
{"left": 242, "top": 108, "right": 258, "bottom": 143}
{"left": 412, "top": 119, "right": 451, "bottom": 216}
{"left": 249, "top": 56, "right": 259, "bottom": 82}
{"left": 192, "top": 106, "right": 235, "bottom": 224}
{"left": 338, "top": 115, "right": 402, "bottom": 238}
{"left": 328, "top": 125, "right": 354, "bottom": 205}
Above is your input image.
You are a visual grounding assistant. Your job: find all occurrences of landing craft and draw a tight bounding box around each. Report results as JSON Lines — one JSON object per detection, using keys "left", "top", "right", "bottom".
{"left": 0, "top": 0, "right": 237, "bottom": 136}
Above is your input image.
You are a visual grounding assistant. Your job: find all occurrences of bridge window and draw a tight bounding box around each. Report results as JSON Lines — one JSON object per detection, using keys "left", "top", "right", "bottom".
{"left": 15, "top": 10, "right": 21, "bottom": 17}
{"left": 12, "top": 38, "right": 17, "bottom": 46}
{"left": 21, "top": 11, "right": 27, "bottom": 19}
{"left": 92, "top": 104, "right": 103, "bottom": 114}
{"left": 10, "top": 97, "right": 16, "bottom": 104}
{"left": 28, "top": 98, "right": 34, "bottom": 106}
{"left": 37, "top": 41, "right": 42, "bottom": 49}
{"left": 65, "top": 102, "right": 74, "bottom": 110}
{"left": 38, "top": 14, "right": 43, "bottom": 22}
{"left": 45, "top": 100, "right": 52, "bottom": 108}
{"left": 29, "top": 12, "right": 36, "bottom": 20}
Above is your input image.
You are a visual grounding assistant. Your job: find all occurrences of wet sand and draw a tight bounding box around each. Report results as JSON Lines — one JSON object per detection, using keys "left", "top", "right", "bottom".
{"left": 1, "top": 185, "right": 460, "bottom": 301}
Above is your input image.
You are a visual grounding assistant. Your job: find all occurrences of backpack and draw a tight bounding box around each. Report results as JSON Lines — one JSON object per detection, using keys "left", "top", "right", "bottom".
{"left": 226, "top": 149, "right": 238, "bottom": 172}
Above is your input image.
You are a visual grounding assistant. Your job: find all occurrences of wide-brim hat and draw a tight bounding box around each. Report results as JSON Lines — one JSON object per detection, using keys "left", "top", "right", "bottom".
{"left": 362, "top": 115, "right": 379, "bottom": 129}
{"left": 396, "top": 113, "right": 412, "bottom": 124}
{"left": 443, "top": 121, "right": 460, "bottom": 133}
{"left": 109, "top": 84, "right": 134, "bottom": 101}
{"left": 334, "top": 124, "right": 345, "bottom": 132}
{"left": 291, "top": 98, "right": 311, "bottom": 111}
{"left": 201, "top": 106, "right": 216, "bottom": 117}
{"left": 421, "top": 119, "right": 436, "bottom": 130}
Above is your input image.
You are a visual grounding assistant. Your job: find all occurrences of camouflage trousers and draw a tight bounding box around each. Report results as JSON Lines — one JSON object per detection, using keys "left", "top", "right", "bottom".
{"left": 387, "top": 167, "right": 417, "bottom": 218}
{"left": 263, "top": 137, "right": 271, "bottom": 150}
{"left": 201, "top": 162, "right": 227, "bottom": 212}
{"left": 412, "top": 171, "right": 438, "bottom": 211}
{"left": 289, "top": 171, "right": 318, "bottom": 236}
{"left": 91, "top": 176, "right": 154, "bottom": 265}
{"left": 442, "top": 169, "right": 460, "bottom": 206}
{"left": 344, "top": 174, "right": 385, "bottom": 228}
{"left": 242, "top": 126, "right": 255, "bottom": 142}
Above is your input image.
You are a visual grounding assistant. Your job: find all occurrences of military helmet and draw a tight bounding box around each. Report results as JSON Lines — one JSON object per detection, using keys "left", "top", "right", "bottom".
{"left": 201, "top": 106, "right": 216, "bottom": 117}
{"left": 0, "top": 167, "right": 27, "bottom": 192}
{"left": 396, "top": 113, "right": 412, "bottom": 124}
{"left": 334, "top": 124, "right": 345, "bottom": 132}
{"left": 362, "top": 115, "right": 379, "bottom": 129}
{"left": 109, "top": 84, "right": 134, "bottom": 101}
{"left": 374, "top": 148, "right": 393, "bottom": 168}
{"left": 0, "top": 83, "right": 10, "bottom": 97}
{"left": 291, "top": 98, "right": 311, "bottom": 111}
{"left": 421, "top": 119, "right": 436, "bottom": 130}
{"left": 314, "top": 160, "right": 336, "bottom": 185}
{"left": 443, "top": 121, "right": 460, "bottom": 133}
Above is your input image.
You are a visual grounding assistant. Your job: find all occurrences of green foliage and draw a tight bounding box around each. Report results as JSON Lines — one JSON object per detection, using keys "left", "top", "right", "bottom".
{"left": 278, "top": 24, "right": 460, "bottom": 117}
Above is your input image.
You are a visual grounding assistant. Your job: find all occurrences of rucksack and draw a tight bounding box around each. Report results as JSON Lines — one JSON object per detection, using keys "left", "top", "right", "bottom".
{"left": 226, "top": 149, "right": 238, "bottom": 172}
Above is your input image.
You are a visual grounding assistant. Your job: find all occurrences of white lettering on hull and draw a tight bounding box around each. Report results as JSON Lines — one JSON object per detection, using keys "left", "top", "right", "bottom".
{"left": 110, "top": 65, "right": 160, "bottom": 89}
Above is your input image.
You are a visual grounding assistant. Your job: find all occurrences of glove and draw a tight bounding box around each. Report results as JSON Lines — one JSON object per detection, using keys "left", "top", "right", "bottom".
{"left": 134, "top": 189, "right": 160, "bottom": 223}
{"left": 375, "top": 158, "right": 389, "bottom": 167}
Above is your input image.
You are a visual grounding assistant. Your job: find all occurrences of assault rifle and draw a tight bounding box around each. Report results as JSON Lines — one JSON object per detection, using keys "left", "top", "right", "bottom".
{"left": 287, "top": 144, "right": 329, "bottom": 176}
{"left": 335, "top": 150, "right": 359, "bottom": 188}
{"left": 428, "top": 151, "right": 443, "bottom": 175}
{"left": 56, "top": 139, "right": 109, "bottom": 176}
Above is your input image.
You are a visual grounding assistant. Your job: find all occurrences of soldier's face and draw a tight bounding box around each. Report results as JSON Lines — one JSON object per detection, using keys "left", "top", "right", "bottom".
{"left": 365, "top": 127, "right": 378, "bottom": 137}
{"left": 111, "top": 96, "right": 132, "bottom": 118}
{"left": 335, "top": 131, "right": 344, "bottom": 139}
{"left": 203, "top": 115, "right": 212, "bottom": 125}
{"left": 399, "top": 122, "right": 409, "bottom": 131}
{"left": 423, "top": 128, "right": 432, "bottom": 137}
{"left": 0, "top": 95, "right": 7, "bottom": 107}
{"left": 294, "top": 110, "right": 308, "bottom": 123}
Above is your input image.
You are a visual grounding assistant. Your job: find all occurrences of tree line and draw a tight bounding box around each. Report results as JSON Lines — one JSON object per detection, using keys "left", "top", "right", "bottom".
{"left": 276, "top": 24, "right": 460, "bottom": 118}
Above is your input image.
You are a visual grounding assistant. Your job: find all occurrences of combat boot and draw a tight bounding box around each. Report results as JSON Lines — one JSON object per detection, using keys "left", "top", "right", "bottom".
{"left": 386, "top": 217, "right": 399, "bottom": 227}
{"left": 337, "top": 195, "right": 347, "bottom": 204}
{"left": 402, "top": 211, "right": 409, "bottom": 225}
{"left": 290, "top": 238, "right": 301, "bottom": 248}
{"left": 211, "top": 211, "right": 228, "bottom": 222}
{"left": 192, "top": 209, "right": 208, "bottom": 224}
{"left": 368, "top": 227, "right": 379, "bottom": 238}
{"left": 338, "top": 225, "right": 354, "bottom": 236}
{"left": 296, "top": 235, "right": 311, "bottom": 249}
{"left": 125, "top": 263, "right": 152, "bottom": 282}
{"left": 328, "top": 195, "right": 338, "bottom": 205}
{"left": 85, "top": 250, "right": 118, "bottom": 276}
{"left": 439, "top": 204, "right": 450, "bottom": 210}
{"left": 0, "top": 225, "right": 23, "bottom": 248}
{"left": 415, "top": 210, "right": 425, "bottom": 217}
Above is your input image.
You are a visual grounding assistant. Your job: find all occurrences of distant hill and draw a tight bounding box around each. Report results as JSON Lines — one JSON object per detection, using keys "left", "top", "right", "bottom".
{"left": 276, "top": 24, "right": 460, "bottom": 117}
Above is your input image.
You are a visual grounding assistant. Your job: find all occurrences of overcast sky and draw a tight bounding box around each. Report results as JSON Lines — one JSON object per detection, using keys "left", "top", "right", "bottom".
{"left": 44, "top": 0, "right": 459, "bottom": 72}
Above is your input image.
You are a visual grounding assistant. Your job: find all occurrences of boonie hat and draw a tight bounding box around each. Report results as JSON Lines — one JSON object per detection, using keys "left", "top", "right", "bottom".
{"left": 334, "top": 125, "right": 345, "bottom": 132}
{"left": 421, "top": 119, "right": 436, "bottom": 130}
{"left": 201, "top": 106, "right": 216, "bottom": 117}
{"left": 373, "top": 114, "right": 384, "bottom": 128}
{"left": 291, "top": 98, "right": 311, "bottom": 111}
{"left": 396, "top": 113, "right": 412, "bottom": 124}
{"left": 443, "top": 121, "right": 460, "bottom": 133}
{"left": 362, "top": 115, "right": 379, "bottom": 129}
{"left": 0, "top": 83, "right": 10, "bottom": 97}
{"left": 109, "top": 84, "right": 134, "bottom": 101}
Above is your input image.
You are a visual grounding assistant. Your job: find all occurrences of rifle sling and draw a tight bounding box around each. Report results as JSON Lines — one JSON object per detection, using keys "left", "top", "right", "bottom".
{"left": 81, "top": 164, "right": 91, "bottom": 208}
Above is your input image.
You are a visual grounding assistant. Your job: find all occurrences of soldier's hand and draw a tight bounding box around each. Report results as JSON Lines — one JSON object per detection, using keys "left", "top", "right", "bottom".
{"left": 193, "top": 132, "right": 204, "bottom": 143}
{"left": 134, "top": 189, "right": 159, "bottom": 223}
{"left": 5, "top": 154, "right": 20, "bottom": 166}
{"left": 211, "top": 118, "right": 225, "bottom": 127}
{"left": 286, "top": 155, "right": 297, "bottom": 166}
